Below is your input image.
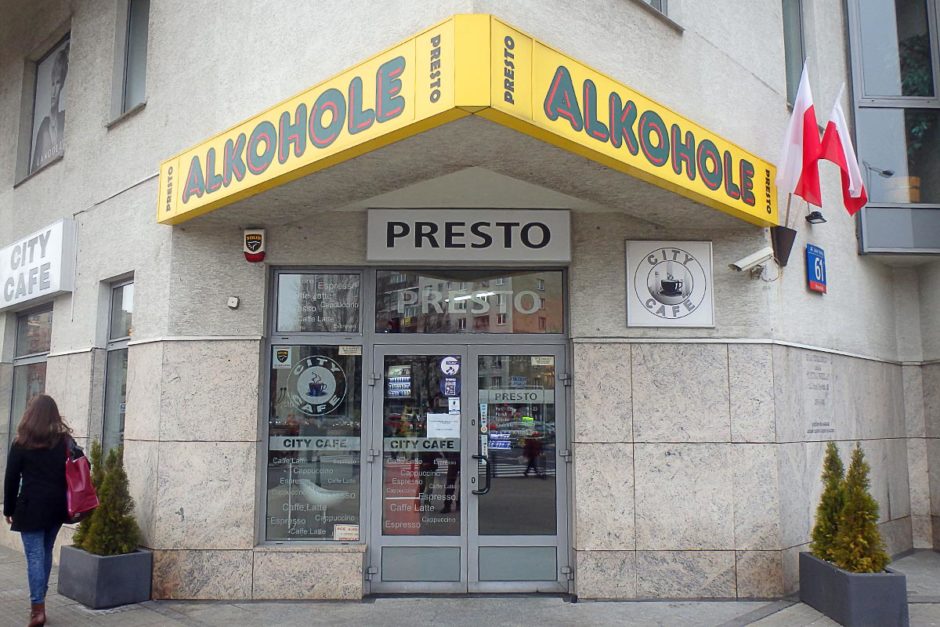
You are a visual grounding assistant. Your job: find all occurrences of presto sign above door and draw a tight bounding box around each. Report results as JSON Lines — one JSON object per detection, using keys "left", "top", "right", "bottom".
{"left": 367, "top": 209, "right": 571, "bottom": 263}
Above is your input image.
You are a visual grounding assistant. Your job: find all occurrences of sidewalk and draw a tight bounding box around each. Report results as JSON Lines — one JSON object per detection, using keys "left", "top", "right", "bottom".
{"left": 0, "top": 545, "right": 938, "bottom": 626}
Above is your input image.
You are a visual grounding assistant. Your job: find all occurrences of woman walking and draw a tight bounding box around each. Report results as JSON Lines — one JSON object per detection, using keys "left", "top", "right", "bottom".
{"left": 4, "top": 395, "right": 71, "bottom": 627}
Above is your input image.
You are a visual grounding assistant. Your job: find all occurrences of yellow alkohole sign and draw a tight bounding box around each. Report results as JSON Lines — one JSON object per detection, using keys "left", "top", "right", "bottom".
{"left": 158, "top": 15, "right": 778, "bottom": 227}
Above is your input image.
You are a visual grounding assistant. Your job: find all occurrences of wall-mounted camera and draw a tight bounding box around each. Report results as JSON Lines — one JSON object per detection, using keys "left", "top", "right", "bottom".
{"left": 728, "top": 246, "right": 774, "bottom": 274}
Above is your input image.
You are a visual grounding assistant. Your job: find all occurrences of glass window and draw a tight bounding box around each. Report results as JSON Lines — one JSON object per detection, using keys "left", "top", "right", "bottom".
{"left": 375, "top": 270, "right": 564, "bottom": 334}
{"left": 102, "top": 348, "right": 128, "bottom": 453}
{"left": 644, "top": 0, "right": 666, "bottom": 13}
{"left": 276, "top": 273, "right": 361, "bottom": 333}
{"left": 109, "top": 282, "right": 134, "bottom": 339}
{"left": 123, "top": 0, "right": 150, "bottom": 112}
{"left": 15, "top": 308, "right": 52, "bottom": 356}
{"left": 858, "top": 0, "right": 934, "bottom": 98}
{"left": 30, "top": 35, "right": 70, "bottom": 173}
{"left": 857, "top": 108, "right": 940, "bottom": 204}
{"left": 782, "top": 0, "right": 805, "bottom": 104}
{"left": 267, "top": 346, "right": 362, "bottom": 540}
{"left": 11, "top": 363, "right": 48, "bottom": 434}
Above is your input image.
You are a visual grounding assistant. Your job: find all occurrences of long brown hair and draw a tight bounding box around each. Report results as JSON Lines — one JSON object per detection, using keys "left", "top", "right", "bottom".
{"left": 14, "top": 394, "right": 72, "bottom": 449}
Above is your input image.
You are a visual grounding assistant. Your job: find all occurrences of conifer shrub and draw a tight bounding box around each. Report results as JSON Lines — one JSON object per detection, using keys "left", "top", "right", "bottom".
{"left": 830, "top": 444, "right": 889, "bottom": 573}
{"left": 78, "top": 446, "right": 141, "bottom": 556}
{"left": 71, "top": 440, "right": 104, "bottom": 548}
{"left": 810, "top": 442, "right": 845, "bottom": 562}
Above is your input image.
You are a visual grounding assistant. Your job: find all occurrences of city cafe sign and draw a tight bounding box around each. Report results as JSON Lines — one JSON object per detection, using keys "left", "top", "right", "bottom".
{"left": 158, "top": 16, "right": 778, "bottom": 228}
{"left": 0, "top": 219, "right": 75, "bottom": 312}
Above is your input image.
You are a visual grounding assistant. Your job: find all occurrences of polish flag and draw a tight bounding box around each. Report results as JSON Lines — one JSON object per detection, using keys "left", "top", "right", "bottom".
{"left": 776, "top": 63, "right": 823, "bottom": 207}
{"left": 820, "top": 85, "right": 867, "bottom": 215}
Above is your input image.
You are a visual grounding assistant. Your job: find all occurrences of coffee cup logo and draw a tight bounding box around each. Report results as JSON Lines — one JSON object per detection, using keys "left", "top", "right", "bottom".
{"left": 307, "top": 374, "right": 328, "bottom": 397}
{"left": 288, "top": 355, "right": 348, "bottom": 416}
{"left": 633, "top": 246, "right": 708, "bottom": 320}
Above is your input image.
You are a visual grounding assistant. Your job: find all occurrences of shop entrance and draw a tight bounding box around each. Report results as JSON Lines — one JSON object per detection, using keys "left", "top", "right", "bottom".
{"left": 368, "top": 345, "right": 569, "bottom": 593}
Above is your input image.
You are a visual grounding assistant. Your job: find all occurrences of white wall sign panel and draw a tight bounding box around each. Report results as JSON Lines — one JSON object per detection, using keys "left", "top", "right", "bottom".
{"left": 0, "top": 219, "right": 75, "bottom": 311}
{"left": 625, "top": 240, "right": 714, "bottom": 327}
{"left": 367, "top": 209, "right": 571, "bottom": 263}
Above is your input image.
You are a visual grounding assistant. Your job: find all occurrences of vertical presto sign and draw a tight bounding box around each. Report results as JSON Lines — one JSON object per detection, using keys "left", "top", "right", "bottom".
{"left": 0, "top": 219, "right": 76, "bottom": 311}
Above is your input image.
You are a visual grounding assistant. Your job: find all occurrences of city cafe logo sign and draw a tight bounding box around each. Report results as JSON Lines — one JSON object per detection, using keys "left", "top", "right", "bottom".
{"left": 625, "top": 241, "right": 714, "bottom": 327}
{"left": 288, "top": 355, "right": 348, "bottom": 417}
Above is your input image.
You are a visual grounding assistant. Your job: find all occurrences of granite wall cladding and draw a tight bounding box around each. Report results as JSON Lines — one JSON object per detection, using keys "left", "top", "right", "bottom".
{"left": 252, "top": 547, "right": 366, "bottom": 599}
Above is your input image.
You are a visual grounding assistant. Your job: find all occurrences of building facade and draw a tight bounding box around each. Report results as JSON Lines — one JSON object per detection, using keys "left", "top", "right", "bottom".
{"left": 1, "top": 0, "right": 939, "bottom": 600}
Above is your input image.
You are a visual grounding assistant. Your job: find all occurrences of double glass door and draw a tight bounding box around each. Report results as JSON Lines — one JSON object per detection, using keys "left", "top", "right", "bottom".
{"left": 369, "top": 345, "right": 569, "bottom": 593}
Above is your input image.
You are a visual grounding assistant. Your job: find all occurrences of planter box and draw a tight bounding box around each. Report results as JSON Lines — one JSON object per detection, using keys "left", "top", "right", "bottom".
{"left": 57, "top": 545, "right": 152, "bottom": 609}
{"left": 799, "top": 552, "right": 908, "bottom": 627}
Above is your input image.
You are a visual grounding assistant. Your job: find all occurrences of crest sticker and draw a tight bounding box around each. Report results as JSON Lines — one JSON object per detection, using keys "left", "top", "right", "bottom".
{"left": 273, "top": 346, "right": 292, "bottom": 369}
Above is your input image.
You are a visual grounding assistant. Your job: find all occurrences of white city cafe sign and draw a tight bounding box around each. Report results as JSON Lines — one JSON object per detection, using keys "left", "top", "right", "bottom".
{"left": 0, "top": 219, "right": 76, "bottom": 311}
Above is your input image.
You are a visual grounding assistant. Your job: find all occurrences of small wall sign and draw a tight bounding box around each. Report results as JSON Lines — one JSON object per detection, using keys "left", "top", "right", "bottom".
{"left": 805, "top": 244, "right": 827, "bottom": 294}
{"left": 625, "top": 241, "right": 714, "bottom": 327}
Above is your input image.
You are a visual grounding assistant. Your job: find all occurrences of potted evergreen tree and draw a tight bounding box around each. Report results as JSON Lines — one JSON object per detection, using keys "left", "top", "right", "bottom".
{"left": 57, "top": 443, "right": 152, "bottom": 609}
{"left": 799, "top": 443, "right": 908, "bottom": 626}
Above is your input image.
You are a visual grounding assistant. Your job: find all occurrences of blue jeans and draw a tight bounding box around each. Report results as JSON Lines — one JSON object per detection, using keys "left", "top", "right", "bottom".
{"left": 21, "top": 525, "right": 61, "bottom": 604}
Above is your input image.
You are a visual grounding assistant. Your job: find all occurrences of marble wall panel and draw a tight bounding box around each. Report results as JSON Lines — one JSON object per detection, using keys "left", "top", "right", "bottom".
{"left": 735, "top": 550, "right": 784, "bottom": 598}
{"left": 729, "top": 344, "right": 775, "bottom": 442}
{"left": 732, "top": 444, "right": 781, "bottom": 550}
{"left": 572, "top": 343, "right": 632, "bottom": 443}
{"left": 573, "top": 443, "right": 634, "bottom": 550}
{"left": 45, "top": 350, "right": 99, "bottom": 438}
{"left": 152, "top": 441, "right": 256, "bottom": 550}
{"left": 635, "top": 443, "right": 734, "bottom": 550}
{"left": 124, "top": 341, "right": 164, "bottom": 441}
{"left": 860, "top": 439, "right": 911, "bottom": 523}
{"left": 781, "top": 543, "right": 808, "bottom": 595}
{"left": 159, "top": 340, "right": 260, "bottom": 442}
{"left": 124, "top": 439, "right": 160, "bottom": 546}
{"left": 636, "top": 551, "right": 735, "bottom": 599}
{"left": 574, "top": 550, "right": 636, "bottom": 599}
{"left": 776, "top": 441, "right": 828, "bottom": 549}
{"left": 632, "top": 344, "right": 730, "bottom": 442}
{"left": 929, "top": 439, "right": 940, "bottom": 517}
{"left": 843, "top": 358, "right": 904, "bottom": 441}
{"left": 904, "top": 366, "right": 926, "bottom": 438}
{"left": 879, "top": 517, "right": 913, "bottom": 557}
{"left": 253, "top": 550, "right": 364, "bottom": 599}
{"left": 909, "top": 438, "right": 931, "bottom": 517}
{"left": 772, "top": 346, "right": 854, "bottom": 443}
{"left": 912, "top": 514, "right": 933, "bottom": 549}
{"left": 152, "top": 549, "right": 253, "bottom": 599}
{"left": 933, "top": 515, "right": 940, "bottom": 548}
{"left": 926, "top": 365, "right": 940, "bottom": 438}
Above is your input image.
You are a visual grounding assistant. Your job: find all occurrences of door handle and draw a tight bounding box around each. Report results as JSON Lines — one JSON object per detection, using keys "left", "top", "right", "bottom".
{"left": 472, "top": 454, "right": 491, "bottom": 495}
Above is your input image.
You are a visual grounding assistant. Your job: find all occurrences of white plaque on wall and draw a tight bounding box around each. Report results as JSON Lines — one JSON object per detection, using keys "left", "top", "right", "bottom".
{"left": 625, "top": 240, "right": 714, "bottom": 327}
{"left": 367, "top": 209, "right": 571, "bottom": 263}
{"left": 0, "top": 219, "right": 76, "bottom": 312}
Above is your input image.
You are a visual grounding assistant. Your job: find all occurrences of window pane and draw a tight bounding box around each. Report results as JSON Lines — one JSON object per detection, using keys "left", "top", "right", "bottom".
{"left": 782, "top": 0, "right": 804, "bottom": 103}
{"left": 858, "top": 0, "right": 934, "bottom": 97}
{"left": 10, "top": 362, "right": 47, "bottom": 440}
{"left": 375, "top": 270, "right": 564, "bottom": 334}
{"left": 110, "top": 283, "right": 134, "bottom": 339}
{"left": 267, "top": 346, "right": 362, "bottom": 540}
{"left": 30, "top": 36, "right": 70, "bottom": 173}
{"left": 857, "top": 108, "right": 940, "bottom": 203}
{"left": 102, "top": 348, "right": 129, "bottom": 454}
{"left": 276, "top": 274, "right": 360, "bottom": 333}
{"left": 16, "top": 309, "right": 52, "bottom": 356}
{"left": 123, "top": 0, "right": 150, "bottom": 111}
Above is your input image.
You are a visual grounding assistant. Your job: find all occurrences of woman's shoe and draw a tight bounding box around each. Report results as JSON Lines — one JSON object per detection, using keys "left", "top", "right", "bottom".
{"left": 28, "top": 602, "right": 45, "bottom": 627}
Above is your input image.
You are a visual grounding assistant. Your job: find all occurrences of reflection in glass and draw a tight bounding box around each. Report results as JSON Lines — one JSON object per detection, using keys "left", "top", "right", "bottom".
{"left": 266, "top": 347, "right": 362, "bottom": 540}
{"left": 15, "top": 309, "right": 52, "bottom": 357}
{"left": 478, "top": 355, "right": 557, "bottom": 536}
{"left": 858, "top": 0, "right": 933, "bottom": 97}
{"left": 10, "top": 362, "right": 47, "bottom": 440}
{"left": 109, "top": 283, "right": 134, "bottom": 339}
{"left": 857, "top": 109, "right": 940, "bottom": 204}
{"left": 277, "top": 273, "right": 360, "bottom": 333}
{"left": 102, "top": 349, "right": 128, "bottom": 454}
{"left": 375, "top": 270, "right": 563, "bottom": 334}
{"left": 782, "top": 0, "right": 804, "bottom": 104}
{"left": 382, "top": 355, "right": 461, "bottom": 536}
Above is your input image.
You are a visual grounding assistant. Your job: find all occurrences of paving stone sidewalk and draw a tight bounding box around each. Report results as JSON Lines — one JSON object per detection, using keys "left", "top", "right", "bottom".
{"left": 1, "top": 544, "right": 939, "bottom": 626}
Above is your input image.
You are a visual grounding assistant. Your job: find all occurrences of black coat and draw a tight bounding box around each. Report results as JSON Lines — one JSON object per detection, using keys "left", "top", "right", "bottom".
{"left": 3, "top": 438, "right": 68, "bottom": 532}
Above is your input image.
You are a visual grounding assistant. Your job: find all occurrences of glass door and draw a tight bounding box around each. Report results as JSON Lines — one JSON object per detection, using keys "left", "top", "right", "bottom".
{"left": 368, "top": 345, "right": 568, "bottom": 593}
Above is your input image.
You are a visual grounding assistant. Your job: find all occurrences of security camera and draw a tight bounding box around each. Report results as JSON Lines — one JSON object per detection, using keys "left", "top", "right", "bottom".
{"left": 729, "top": 246, "right": 774, "bottom": 272}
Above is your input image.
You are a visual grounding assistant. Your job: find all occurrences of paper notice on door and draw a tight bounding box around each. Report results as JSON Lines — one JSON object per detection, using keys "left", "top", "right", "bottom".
{"left": 531, "top": 356, "right": 555, "bottom": 366}
{"left": 448, "top": 397, "right": 460, "bottom": 414}
{"left": 334, "top": 524, "right": 359, "bottom": 541}
{"left": 427, "top": 413, "right": 460, "bottom": 438}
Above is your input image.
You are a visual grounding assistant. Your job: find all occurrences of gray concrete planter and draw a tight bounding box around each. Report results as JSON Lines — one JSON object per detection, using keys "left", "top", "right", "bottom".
{"left": 57, "top": 545, "right": 152, "bottom": 609}
{"left": 799, "top": 552, "right": 908, "bottom": 626}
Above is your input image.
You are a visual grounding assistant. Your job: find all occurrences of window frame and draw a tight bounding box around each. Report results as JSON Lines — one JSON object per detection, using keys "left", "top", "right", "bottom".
{"left": 102, "top": 279, "right": 133, "bottom": 453}
{"left": 782, "top": 0, "right": 806, "bottom": 105}
{"left": 108, "top": 0, "right": 150, "bottom": 125}
{"left": 8, "top": 305, "right": 54, "bottom": 453}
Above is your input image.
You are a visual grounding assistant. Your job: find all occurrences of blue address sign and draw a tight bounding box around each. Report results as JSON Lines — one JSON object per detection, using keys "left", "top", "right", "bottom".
{"left": 806, "top": 244, "right": 827, "bottom": 294}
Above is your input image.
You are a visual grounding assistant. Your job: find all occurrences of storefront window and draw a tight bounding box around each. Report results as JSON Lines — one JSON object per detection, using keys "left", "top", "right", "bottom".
{"left": 276, "top": 273, "right": 360, "bottom": 333}
{"left": 7, "top": 307, "right": 53, "bottom": 464}
{"left": 375, "top": 270, "right": 564, "bottom": 334}
{"left": 857, "top": 108, "right": 940, "bottom": 204}
{"left": 103, "top": 281, "right": 133, "bottom": 453}
{"left": 15, "top": 308, "right": 52, "bottom": 356}
{"left": 266, "top": 346, "right": 362, "bottom": 540}
{"left": 857, "top": 0, "right": 934, "bottom": 98}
